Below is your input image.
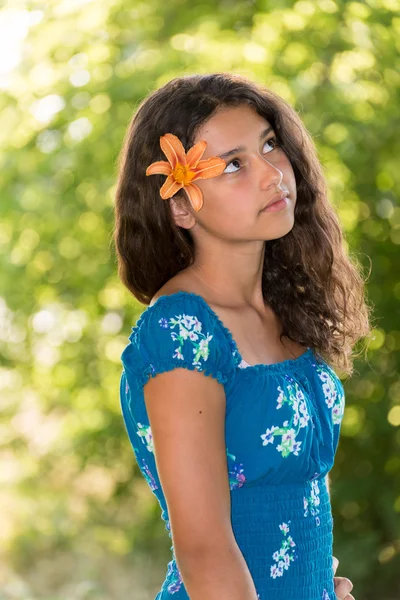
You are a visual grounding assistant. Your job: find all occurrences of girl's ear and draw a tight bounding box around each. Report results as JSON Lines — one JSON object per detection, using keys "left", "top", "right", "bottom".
{"left": 169, "top": 195, "right": 196, "bottom": 230}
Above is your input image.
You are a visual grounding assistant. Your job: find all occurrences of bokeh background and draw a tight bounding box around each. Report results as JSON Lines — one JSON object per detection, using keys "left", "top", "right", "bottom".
{"left": 1, "top": 0, "right": 399, "bottom": 598}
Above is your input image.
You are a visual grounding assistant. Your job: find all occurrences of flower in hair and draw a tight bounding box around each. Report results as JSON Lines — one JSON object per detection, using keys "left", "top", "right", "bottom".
{"left": 145, "top": 133, "right": 226, "bottom": 212}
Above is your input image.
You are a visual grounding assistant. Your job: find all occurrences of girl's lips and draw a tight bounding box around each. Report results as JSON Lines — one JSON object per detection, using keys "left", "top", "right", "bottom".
{"left": 261, "top": 191, "right": 289, "bottom": 210}
{"left": 261, "top": 195, "right": 289, "bottom": 212}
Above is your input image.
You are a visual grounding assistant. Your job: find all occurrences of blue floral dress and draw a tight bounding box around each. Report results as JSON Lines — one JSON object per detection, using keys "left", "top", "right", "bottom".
{"left": 119, "top": 291, "right": 345, "bottom": 600}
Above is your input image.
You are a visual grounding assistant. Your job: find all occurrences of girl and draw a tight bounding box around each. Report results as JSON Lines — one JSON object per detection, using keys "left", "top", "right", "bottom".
{"left": 113, "top": 72, "right": 372, "bottom": 600}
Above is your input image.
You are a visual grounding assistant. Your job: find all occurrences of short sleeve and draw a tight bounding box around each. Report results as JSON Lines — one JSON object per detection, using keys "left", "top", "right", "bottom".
{"left": 120, "top": 294, "right": 237, "bottom": 392}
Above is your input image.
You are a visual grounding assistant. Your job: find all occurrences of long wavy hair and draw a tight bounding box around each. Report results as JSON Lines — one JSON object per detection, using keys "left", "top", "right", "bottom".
{"left": 113, "top": 72, "right": 374, "bottom": 377}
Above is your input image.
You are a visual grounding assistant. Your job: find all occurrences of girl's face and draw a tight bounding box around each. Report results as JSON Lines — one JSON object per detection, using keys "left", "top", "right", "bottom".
{"left": 184, "top": 104, "right": 297, "bottom": 242}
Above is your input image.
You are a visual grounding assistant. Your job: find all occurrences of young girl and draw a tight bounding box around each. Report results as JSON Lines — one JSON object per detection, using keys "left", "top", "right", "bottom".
{"left": 113, "top": 72, "right": 372, "bottom": 600}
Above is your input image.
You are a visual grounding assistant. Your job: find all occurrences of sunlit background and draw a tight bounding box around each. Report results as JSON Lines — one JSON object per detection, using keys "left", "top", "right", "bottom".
{"left": 0, "top": 0, "right": 399, "bottom": 598}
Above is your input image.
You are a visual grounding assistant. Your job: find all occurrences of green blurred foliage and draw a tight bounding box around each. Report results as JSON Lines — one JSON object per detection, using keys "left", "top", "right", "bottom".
{"left": 0, "top": 0, "right": 399, "bottom": 598}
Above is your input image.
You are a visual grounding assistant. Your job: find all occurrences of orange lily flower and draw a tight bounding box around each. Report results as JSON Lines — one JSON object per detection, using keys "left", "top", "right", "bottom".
{"left": 145, "top": 133, "right": 226, "bottom": 211}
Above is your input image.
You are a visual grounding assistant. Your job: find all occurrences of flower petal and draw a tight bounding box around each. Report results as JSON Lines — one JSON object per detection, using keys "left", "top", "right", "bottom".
{"left": 192, "top": 157, "right": 226, "bottom": 180}
{"left": 160, "top": 133, "right": 187, "bottom": 169}
{"left": 186, "top": 140, "right": 207, "bottom": 168}
{"left": 160, "top": 175, "right": 183, "bottom": 199}
{"left": 184, "top": 183, "right": 204, "bottom": 212}
{"left": 146, "top": 161, "right": 172, "bottom": 176}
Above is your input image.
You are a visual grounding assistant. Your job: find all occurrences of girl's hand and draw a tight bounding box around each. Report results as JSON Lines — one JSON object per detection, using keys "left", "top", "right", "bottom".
{"left": 333, "top": 556, "right": 355, "bottom": 600}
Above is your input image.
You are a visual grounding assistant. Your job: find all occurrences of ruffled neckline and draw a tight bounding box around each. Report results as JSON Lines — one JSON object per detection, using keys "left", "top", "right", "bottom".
{"left": 130, "top": 290, "right": 315, "bottom": 375}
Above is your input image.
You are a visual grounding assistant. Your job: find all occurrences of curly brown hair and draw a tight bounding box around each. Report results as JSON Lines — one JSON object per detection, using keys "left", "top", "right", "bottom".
{"left": 113, "top": 72, "right": 374, "bottom": 377}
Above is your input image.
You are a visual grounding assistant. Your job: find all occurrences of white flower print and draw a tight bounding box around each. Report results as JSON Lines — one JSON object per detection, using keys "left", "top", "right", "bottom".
{"left": 181, "top": 315, "right": 197, "bottom": 330}
{"left": 270, "top": 520, "right": 297, "bottom": 578}
{"left": 332, "top": 403, "right": 343, "bottom": 423}
{"left": 226, "top": 448, "right": 246, "bottom": 489}
{"left": 276, "top": 386, "right": 285, "bottom": 409}
{"left": 137, "top": 422, "right": 154, "bottom": 453}
{"left": 173, "top": 348, "right": 184, "bottom": 360}
{"left": 279, "top": 522, "right": 290, "bottom": 534}
{"left": 304, "top": 479, "right": 321, "bottom": 526}
{"left": 261, "top": 425, "right": 279, "bottom": 445}
{"left": 140, "top": 457, "right": 158, "bottom": 491}
{"left": 276, "top": 428, "right": 302, "bottom": 457}
{"left": 321, "top": 370, "right": 336, "bottom": 409}
{"left": 159, "top": 314, "right": 213, "bottom": 367}
{"left": 195, "top": 333, "right": 213, "bottom": 363}
{"left": 165, "top": 559, "right": 184, "bottom": 594}
{"left": 261, "top": 381, "right": 311, "bottom": 458}
{"left": 315, "top": 365, "right": 345, "bottom": 425}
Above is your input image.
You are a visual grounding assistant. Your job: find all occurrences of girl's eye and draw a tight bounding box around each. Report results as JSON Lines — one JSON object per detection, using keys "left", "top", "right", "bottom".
{"left": 264, "top": 136, "right": 278, "bottom": 153}
{"left": 223, "top": 136, "right": 279, "bottom": 174}
{"left": 223, "top": 158, "right": 242, "bottom": 174}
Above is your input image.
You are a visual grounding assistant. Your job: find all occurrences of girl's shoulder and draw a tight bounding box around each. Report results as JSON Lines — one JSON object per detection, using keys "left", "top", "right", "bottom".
{"left": 130, "top": 290, "right": 230, "bottom": 341}
{"left": 122, "top": 290, "right": 240, "bottom": 389}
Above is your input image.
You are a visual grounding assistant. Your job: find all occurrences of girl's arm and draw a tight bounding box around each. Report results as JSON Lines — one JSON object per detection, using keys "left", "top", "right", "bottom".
{"left": 144, "top": 367, "right": 259, "bottom": 600}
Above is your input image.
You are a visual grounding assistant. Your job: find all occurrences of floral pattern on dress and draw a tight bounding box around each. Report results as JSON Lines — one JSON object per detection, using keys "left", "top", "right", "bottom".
{"left": 135, "top": 425, "right": 158, "bottom": 490}
{"left": 260, "top": 380, "right": 311, "bottom": 458}
{"left": 270, "top": 520, "right": 297, "bottom": 578}
{"left": 303, "top": 479, "right": 321, "bottom": 526}
{"left": 165, "top": 559, "right": 184, "bottom": 594}
{"left": 313, "top": 362, "right": 345, "bottom": 425}
{"left": 229, "top": 339, "right": 241, "bottom": 365}
{"left": 226, "top": 448, "right": 246, "bottom": 489}
{"left": 159, "top": 314, "right": 213, "bottom": 367}
{"left": 136, "top": 422, "right": 154, "bottom": 453}
{"left": 140, "top": 457, "right": 158, "bottom": 491}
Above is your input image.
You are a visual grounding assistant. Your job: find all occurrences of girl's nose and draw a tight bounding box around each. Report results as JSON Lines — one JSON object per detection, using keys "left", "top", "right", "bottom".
{"left": 257, "top": 154, "right": 283, "bottom": 190}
